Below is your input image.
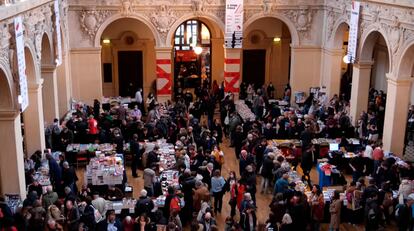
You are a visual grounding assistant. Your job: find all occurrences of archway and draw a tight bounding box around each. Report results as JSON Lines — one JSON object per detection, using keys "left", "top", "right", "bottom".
{"left": 0, "top": 67, "right": 13, "bottom": 110}
{"left": 100, "top": 17, "right": 156, "bottom": 98}
{"left": 40, "top": 33, "right": 59, "bottom": 128}
{"left": 386, "top": 42, "right": 414, "bottom": 156}
{"left": 325, "top": 21, "right": 351, "bottom": 100}
{"left": 170, "top": 17, "right": 224, "bottom": 100}
{"left": 350, "top": 30, "right": 391, "bottom": 138}
{"left": 242, "top": 17, "right": 292, "bottom": 99}
{"left": 0, "top": 66, "right": 26, "bottom": 198}
{"left": 23, "top": 45, "right": 46, "bottom": 156}
{"left": 172, "top": 19, "right": 213, "bottom": 99}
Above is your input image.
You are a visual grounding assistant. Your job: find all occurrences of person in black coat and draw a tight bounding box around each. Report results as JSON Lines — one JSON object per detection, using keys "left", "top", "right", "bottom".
{"left": 130, "top": 134, "right": 141, "bottom": 178}
{"left": 301, "top": 144, "right": 315, "bottom": 187}
{"left": 81, "top": 196, "right": 96, "bottom": 230}
{"left": 134, "top": 189, "right": 155, "bottom": 218}
{"left": 239, "top": 203, "right": 257, "bottom": 231}
{"left": 97, "top": 210, "right": 123, "bottom": 231}
{"left": 46, "top": 153, "right": 62, "bottom": 195}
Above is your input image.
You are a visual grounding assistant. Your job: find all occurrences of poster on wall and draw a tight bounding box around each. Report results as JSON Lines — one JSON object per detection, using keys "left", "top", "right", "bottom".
{"left": 14, "top": 16, "right": 29, "bottom": 112}
{"left": 54, "top": 0, "right": 62, "bottom": 66}
{"left": 225, "top": 0, "right": 243, "bottom": 48}
{"left": 347, "top": 1, "right": 361, "bottom": 63}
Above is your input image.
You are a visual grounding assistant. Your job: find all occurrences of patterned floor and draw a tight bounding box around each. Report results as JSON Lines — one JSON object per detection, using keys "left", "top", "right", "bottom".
{"left": 404, "top": 138, "right": 414, "bottom": 162}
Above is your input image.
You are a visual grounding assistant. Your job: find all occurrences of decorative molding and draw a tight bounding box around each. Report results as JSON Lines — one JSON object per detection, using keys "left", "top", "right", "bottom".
{"left": 282, "top": 7, "right": 316, "bottom": 41}
{"left": 120, "top": 0, "right": 132, "bottom": 16}
{"left": 149, "top": 5, "right": 177, "bottom": 43}
{"left": 79, "top": 9, "right": 113, "bottom": 44}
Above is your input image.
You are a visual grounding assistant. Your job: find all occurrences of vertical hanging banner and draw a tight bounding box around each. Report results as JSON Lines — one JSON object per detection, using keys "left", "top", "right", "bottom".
{"left": 225, "top": 0, "right": 243, "bottom": 48}
{"left": 54, "top": 0, "right": 62, "bottom": 66}
{"left": 347, "top": 1, "right": 361, "bottom": 63}
{"left": 14, "top": 16, "right": 29, "bottom": 112}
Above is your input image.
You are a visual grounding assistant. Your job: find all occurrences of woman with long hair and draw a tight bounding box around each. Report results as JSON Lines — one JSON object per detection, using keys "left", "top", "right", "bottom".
{"left": 308, "top": 185, "right": 324, "bottom": 231}
{"left": 225, "top": 171, "right": 238, "bottom": 218}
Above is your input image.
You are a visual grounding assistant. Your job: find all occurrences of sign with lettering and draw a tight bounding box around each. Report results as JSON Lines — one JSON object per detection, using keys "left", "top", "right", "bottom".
{"left": 347, "top": 1, "right": 361, "bottom": 63}
{"left": 225, "top": 0, "right": 243, "bottom": 48}
{"left": 14, "top": 16, "right": 29, "bottom": 111}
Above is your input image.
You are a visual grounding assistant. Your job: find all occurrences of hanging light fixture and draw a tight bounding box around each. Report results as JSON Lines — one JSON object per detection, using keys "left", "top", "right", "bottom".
{"left": 194, "top": 46, "right": 203, "bottom": 55}
{"left": 343, "top": 54, "right": 350, "bottom": 64}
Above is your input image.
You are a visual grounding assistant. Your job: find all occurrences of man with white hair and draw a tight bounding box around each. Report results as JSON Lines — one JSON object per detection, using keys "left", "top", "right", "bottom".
{"left": 143, "top": 168, "right": 156, "bottom": 197}
{"left": 134, "top": 189, "right": 154, "bottom": 217}
{"left": 42, "top": 185, "right": 58, "bottom": 209}
{"left": 200, "top": 212, "right": 216, "bottom": 231}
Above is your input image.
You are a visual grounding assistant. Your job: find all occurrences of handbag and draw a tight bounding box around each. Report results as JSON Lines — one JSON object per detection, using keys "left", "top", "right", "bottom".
{"left": 91, "top": 205, "right": 103, "bottom": 223}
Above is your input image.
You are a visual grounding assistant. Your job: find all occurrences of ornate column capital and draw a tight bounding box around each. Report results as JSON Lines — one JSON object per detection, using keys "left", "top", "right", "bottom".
{"left": 354, "top": 60, "right": 374, "bottom": 69}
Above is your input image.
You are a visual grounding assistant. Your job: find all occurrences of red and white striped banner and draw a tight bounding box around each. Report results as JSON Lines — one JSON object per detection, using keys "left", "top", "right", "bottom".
{"left": 156, "top": 59, "right": 172, "bottom": 95}
{"left": 224, "top": 56, "right": 241, "bottom": 93}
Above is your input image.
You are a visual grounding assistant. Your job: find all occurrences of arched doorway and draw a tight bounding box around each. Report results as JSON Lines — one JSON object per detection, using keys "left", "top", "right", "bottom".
{"left": 242, "top": 17, "right": 292, "bottom": 98}
{"left": 173, "top": 19, "right": 212, "bottom": 98}
{"left": 350, "top": 30, "right": 391, "bottom": 137}
{"left": 387, "top": 42, "right": 414, "bottom": 156}
{"left": 0, "top": 66, "right": 26, "bottom": 198}
{"left": 40, "top": 33, "right": 59, "bottom": 125}
{"left": 327, "top": 22, "right": 351, "bottom": 100}
{"left": 100, "top": 18, "right": 156, "bottom": 98}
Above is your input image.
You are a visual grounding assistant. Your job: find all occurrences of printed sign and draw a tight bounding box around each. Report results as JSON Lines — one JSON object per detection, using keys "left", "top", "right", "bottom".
{"left": 225, "top": 0, "right": 243, "bottom": 48}
{"left": 14, "top": 16, "right": 29, "bottom": 112}
{"left": 347, "top": 1, "right": 361, "bottom": 63}
{"left": 54, "top": 0, "right": 62, "bottom": 66}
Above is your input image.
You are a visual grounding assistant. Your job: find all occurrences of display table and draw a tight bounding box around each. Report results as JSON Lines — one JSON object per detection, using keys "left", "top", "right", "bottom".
{"left": 154, "top": 170, "right": 180, "bottom": 208}
{"left": 106, "top": 198, "right": 136, "bottom": 215}
{"left": 84, "top": 154, "right": 124, "bottom": 186}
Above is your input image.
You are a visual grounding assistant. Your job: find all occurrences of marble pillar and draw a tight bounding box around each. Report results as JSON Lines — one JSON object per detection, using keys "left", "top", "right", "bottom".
{"left": 382, "top": 75, "right": 413, "bottom": 156}
{"left": 224, "top": 48, "right": 241, "bottom": 98}
{"left": 349, "top": 61, "right": 373, "bottom": 125}
{"left": 155, "top": 47, "right": 172, "bottom": 103}
{"left": 0, "top": 112, "right": 27, "bottom": 199}
{"left": 24, "top": 81, "right": 46, "bottom": 156}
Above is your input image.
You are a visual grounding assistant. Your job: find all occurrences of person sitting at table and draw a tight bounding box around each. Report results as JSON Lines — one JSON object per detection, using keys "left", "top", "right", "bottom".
{"left": 106, "top": 185, "right": 124, "bottom": 201}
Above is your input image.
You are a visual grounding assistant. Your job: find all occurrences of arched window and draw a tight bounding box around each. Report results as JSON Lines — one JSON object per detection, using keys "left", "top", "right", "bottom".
{"left": 173, "top": 20, "right": 211, "bottom": 92}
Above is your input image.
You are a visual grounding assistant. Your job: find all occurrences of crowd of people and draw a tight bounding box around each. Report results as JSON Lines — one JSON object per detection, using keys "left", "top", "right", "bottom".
{"left": 1, "top": 80, "right": 414, "bottom": 231}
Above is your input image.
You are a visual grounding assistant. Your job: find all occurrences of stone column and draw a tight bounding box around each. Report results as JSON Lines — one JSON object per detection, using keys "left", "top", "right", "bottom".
{"left": 57, "top": 53, "right": 72, "bottom": 117}
{"left": 0, "top": 112, "right": 26, "bottom": 199}
{"left": 349, "top": 61, "right": 373, "bottom": 125}
{"left": 290, "top": 46, "right": 322, "bottom": 104}
{"left": 321, "top": 48, "right": 343, "bottom": 99}
{"left": 155, "top": 47, "right": 172, "bottom": 103}
{"left": 382, "top": 76, "right": 413, "bottom": 156}
{"left": 24, "top": 81, "right": 46, "bottom": 156}
{"left": 42, "top": 65, "right": 59, "bottom": 123}
{"left": 224, "top": 48, "right": 241, "bottom": 97}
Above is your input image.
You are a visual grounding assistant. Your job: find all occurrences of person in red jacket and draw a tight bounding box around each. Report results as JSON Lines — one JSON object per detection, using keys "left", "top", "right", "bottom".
{"left": 87, "top": 115, "right": 99, "bottom": 143}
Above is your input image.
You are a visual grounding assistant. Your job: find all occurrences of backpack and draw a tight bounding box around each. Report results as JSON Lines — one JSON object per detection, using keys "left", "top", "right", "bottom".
{"left": 91, "top": 205, "right": 103, "bottom": 223}
{"left": 395, "top": 204, "right": 406, "bottom": 221}
{"left": 170, "top": 196, "right": 183, "bottom": 212}
{"left": 368, "top": 208, "right": 376, "bottom": 221}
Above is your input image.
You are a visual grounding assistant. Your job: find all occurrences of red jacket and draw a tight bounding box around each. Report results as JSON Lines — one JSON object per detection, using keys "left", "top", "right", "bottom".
{"left": 88, "top": 118, "right": 99, "bottom": 135}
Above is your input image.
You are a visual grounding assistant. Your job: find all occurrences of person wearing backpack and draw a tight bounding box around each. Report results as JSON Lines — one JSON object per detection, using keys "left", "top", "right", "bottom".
{"left": 364, "top": 192, "right": 380, "bottom": 231}
{"left": 80, "top": 196, "right": 96, "bottom": 230}
{"left": 396, "top": 193, "right": 414, "bottom": 231}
